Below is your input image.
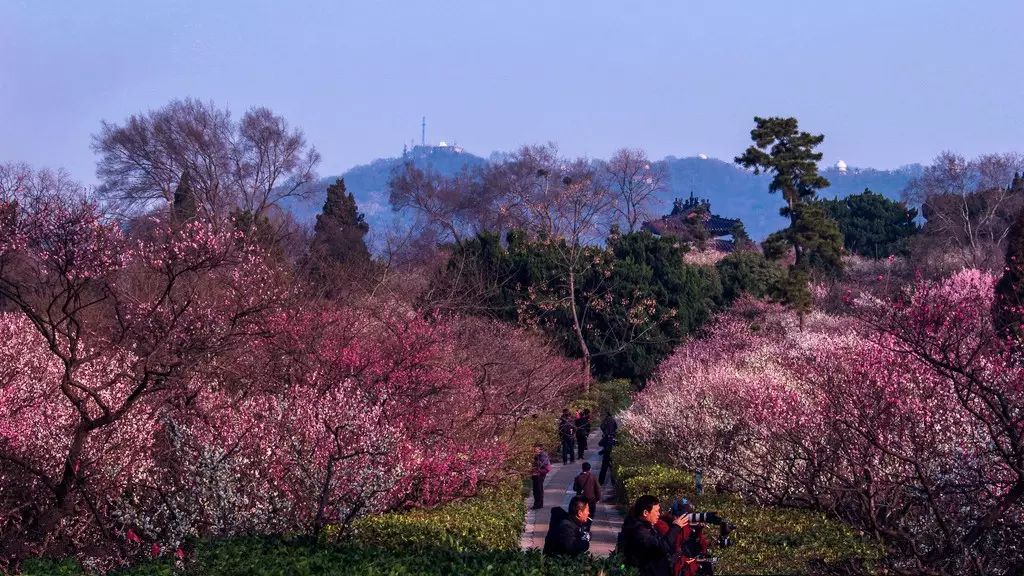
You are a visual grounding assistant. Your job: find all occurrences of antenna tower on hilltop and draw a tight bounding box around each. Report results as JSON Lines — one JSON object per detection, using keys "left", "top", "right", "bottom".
{"left": 421, "top": 116, "right": 426, "bottom": 147}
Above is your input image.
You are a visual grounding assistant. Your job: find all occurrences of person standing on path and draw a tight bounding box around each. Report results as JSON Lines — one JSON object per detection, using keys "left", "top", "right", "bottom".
{"left": 542, "top": 496, "right": 592, "bottom": 557}
{"left": 599, "top": 411, "right": 618, "bottom": 485}
{"left": 575, "top": 408, "right": 591, "bottom": 460}
{"left": 531, "top": 443, "right": 552, "bottom": 509}
{"left": 558, "top": 409, "right": 576, "bottom": 465}
{"left": 600, "top": 411, "right": 618, "bottom": 438}
{"left": 618, "top": 495, "right": 689, "bottom": 576}
{"left": 573, "top": 461, "right": 602, "bottom": 518}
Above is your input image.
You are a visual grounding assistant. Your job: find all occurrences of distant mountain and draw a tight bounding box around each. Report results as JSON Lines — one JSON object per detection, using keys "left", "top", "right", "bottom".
{"left": 284, "top": 144, "right": 487, "bottom": 230}
{"left": 657, "top": 157, "right": 923, "bottom": 239}
{"left": 290, "top": 147, "right": 922, "bottom": 241}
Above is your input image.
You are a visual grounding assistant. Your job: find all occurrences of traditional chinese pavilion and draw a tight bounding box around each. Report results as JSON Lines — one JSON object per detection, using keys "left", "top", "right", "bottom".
{"left": 641, "top": 193, "right": 742, "bottom": 251}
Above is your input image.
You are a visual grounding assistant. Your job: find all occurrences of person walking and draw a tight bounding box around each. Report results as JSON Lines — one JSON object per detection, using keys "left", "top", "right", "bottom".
{"left": 573, "top": 461, "right": 602, "bottom": 519}
{"left": 531, "top": 443, "right": 551, "bottom": 509}
{"left": 575, "top": 408, "right": 591, "bottom": 460}
{"left": 558, "top": 409, "right": 576, "bottom": 465}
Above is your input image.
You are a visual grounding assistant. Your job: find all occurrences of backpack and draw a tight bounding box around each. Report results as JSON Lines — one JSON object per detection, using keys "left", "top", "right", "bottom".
{"left": 542, "top": 506, "right": 568, "bottom": 556}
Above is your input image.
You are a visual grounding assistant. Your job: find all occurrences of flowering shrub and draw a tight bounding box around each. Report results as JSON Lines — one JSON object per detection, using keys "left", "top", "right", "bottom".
{"left": 0, "top": 171, "right": 581, "bottom": 570}
{"left": 623, "top": 271, "right": 1024, "bottom": 574}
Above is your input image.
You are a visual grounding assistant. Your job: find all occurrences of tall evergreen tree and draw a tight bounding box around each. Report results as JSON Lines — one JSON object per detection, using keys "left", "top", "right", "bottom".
{"left": 309, "top": 178, "right": 370, "bottom": 268}
{"left": 818, "top": 189, "right": 919, "bottom": 258}
{"left": 1010, "top": 171, "right": 1023, "bottom": 193}
{"left": 994, "top": 206, "right": 1024, "bottom": 340}
{"left": 736, "top": 117, "right": 843, "bottom": 325}
{"left": 171, "top": 169, "right": 197, "bottom": 223}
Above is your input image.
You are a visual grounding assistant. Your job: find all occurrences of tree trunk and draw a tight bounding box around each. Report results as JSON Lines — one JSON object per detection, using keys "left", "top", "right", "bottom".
{"left": 314, "top": 455, "right": 337, "bottom": 534}
{"left": 567, "top": 269, "right": 591, "bottom": 392}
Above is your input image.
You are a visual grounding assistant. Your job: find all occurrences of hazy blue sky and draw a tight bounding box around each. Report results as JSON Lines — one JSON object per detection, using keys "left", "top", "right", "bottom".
{"left": 2, "top": 0, "right": 1023, "bottom": 183}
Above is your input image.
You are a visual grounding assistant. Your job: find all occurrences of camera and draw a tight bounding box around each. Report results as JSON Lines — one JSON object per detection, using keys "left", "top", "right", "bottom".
{"left": 718, "top": 522, "right": 736, "bottom": 548}
{"left": 678, "top": 511, "right": 736, "bottom": 548}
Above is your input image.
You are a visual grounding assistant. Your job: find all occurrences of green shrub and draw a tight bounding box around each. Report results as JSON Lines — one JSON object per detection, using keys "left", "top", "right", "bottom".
{"left": 24, "top": 540, "right": 638, "bottom": 576}
{"left": 569, "top": 379, "right": 634, "bottom": 417}
{"left": 349, "top": 481, "right": 524, "bottom": 553}
{"left": 716, "top": 250, "right": 786, "bottom": 304}
{"left": 611, "top": 437, "right": 881, "bottom": 575}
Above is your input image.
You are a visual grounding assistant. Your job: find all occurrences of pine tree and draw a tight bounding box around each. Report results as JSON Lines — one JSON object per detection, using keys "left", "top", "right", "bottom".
{"left": 1010, "top": 171, "right": 1023, "bottom": 193}
{"left": 309, "top": 178, "right": 370, "bottom": 268}
{"left": 171, "top": 169, "right": 197, "bottom": 224}
{"left": 736, "top": 117, "right": 842, "bottom": 327}
{"left": 994, "top": 206, "right": 1024, "bottom": 340}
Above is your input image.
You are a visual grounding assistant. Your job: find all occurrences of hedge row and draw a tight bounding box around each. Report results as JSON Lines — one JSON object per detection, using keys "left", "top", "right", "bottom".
{"left": 346, "top": 481, "right": 525, "bottom": 552}
{"left": 611, "top": 437, "right": 882, "bottom": 575}
{"left": 24, "top": 539, "right": 638, "bottom": 576}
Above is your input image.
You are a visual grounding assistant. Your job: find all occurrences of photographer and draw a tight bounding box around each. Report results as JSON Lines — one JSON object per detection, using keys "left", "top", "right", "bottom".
{"left": 617, "top": 495, "right": 689, "bottom": 576}
{"left": 654, "top": 499, "right": 736, "bottom": 576}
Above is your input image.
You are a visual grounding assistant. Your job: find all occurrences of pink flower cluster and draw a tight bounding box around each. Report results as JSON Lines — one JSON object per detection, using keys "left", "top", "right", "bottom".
{"left": 624, "top": 272, "right": 1024, "bottom": 572}
{"left": 0, "top": 180, "right": 581, "bottom": 570}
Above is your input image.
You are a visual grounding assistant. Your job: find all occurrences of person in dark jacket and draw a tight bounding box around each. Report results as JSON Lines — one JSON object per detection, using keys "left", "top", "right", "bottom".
{"left": 531, "top": 443, "right": 551, "bottom": 509}
{"left": 600, "top": 412, "right": 618, "bottom": 437}
{"left": 617, "top": 495, "right": 689, "bottom": 576}
{"left": 543, "top": 495, "right": 592, "bottom": 556}
{"left": 575, "top": 408, "right": 591, "bottom": 459}
{"left": 598, "top": 412, "right": 618, "bottom": 485}
{"left": 573, "top": 461, "right": 602, "bottom": 518}
{"left": 558, "top": 409, "right": 576, "bottom": 465}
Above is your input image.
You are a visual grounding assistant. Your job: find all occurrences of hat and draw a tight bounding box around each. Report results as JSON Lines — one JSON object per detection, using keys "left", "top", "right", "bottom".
{"left": 670, "top": 498, "right": 692, "bottom": 517}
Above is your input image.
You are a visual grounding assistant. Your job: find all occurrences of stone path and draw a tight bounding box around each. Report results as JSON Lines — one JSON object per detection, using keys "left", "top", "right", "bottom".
{"left": 520, "top": 430, "right": 624, "bottom": 556}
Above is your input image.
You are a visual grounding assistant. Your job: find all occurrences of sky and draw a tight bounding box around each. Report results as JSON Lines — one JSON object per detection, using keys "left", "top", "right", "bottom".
{"left": 2, "top": 0, "right": 1023, "bottom": 185}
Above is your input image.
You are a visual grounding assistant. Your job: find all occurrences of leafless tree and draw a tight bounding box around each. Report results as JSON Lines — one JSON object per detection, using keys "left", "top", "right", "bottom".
{"left": 387, "top": 145, "right": 619, "bottom": 388}
{"left": 904, "top": 151, "right": 1024, "bottom": 271}
{"left": 601, "top": 148, "right": 667, "bottom": 232}
{"left": 514, "top": 150, "right": 616, "bottom": 386}
{"left": 92, "top": 98, "right": 319, "bottom": 222}
{"left": 231, "top": 107, "right": 320, "bottom": 216}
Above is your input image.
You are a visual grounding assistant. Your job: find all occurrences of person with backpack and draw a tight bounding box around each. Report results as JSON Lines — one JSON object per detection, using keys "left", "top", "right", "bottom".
{"left": 530, "top": 443, "right": 552, "bottom": 509}
{"left": 558, "top": 409, "right": 576, "bottom": 465}
{"left": 575, "top": 408, "right": 591, "bottom": 459}
{"left": 542, "top": 495, "right": 592, "bottom": 557}
{"left": 573, "top": 461, "right": 602, "bottom": 518}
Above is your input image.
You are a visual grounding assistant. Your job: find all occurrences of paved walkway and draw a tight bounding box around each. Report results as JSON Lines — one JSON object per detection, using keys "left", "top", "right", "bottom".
{"left": 520, "top": 430, "right": 624, "bottom": 555}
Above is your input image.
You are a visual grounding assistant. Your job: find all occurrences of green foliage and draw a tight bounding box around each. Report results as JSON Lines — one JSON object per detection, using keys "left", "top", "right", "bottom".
{"left": 309, "top": 178, "right": 370, "bottom": 268}
{"left": 994, "top": 206, "right": 1024, "bottom": 339}
{"left": 171, "top": 169, "right": 197, "bottom": 223}
{"left": 734, "top": 116, "right": 829, "bottom": 218}
{"left": 348, "top": 482, "right": 524, "bottom": 553}
{"left": 779, "top": 269, "right": 813, "bottom": 318}
{"left": 716, "top": 251, "right": 785, "bottom": 303}
{"left": 611, "top": 439, "right": 881, "bottom": 575}
{"left": 783, "top": 203, "right": 845, "bottom": 276}
{"left": 818, "top": 189, "right": 919, "bottom": 258}
{"left": 735, "top": 116, "right": 843, "bottom": 324}
{"left": 24, "top": 541, "right": 638, "bottom": 576}
{"left": 28, "top": 480, "right": 638, "bottom": 575}
{"left": 435, "top": 231, "right": 718, "bottom": 384}
{"left": 231, "top": 209, "right": 284, "bottom": 259}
